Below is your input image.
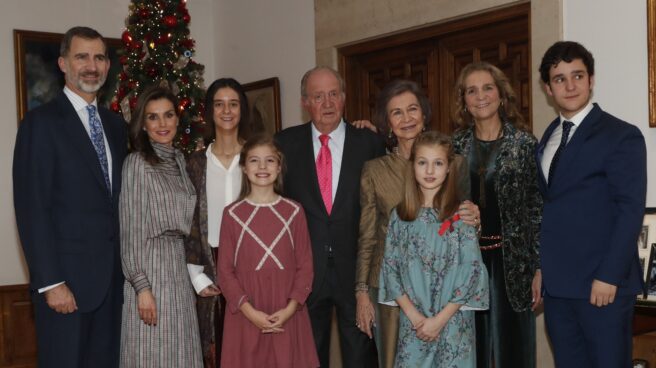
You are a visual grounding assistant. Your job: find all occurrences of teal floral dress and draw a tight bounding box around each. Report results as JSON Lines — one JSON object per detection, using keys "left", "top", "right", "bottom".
{"left": 379, "top": 208, "right": 489, "bottom": 368}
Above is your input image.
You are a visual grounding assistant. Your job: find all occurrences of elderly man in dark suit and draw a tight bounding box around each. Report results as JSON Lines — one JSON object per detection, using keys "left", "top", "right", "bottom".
{"left": 275, "top": 66, "right": 385, "bottom": 367}
{"left": 536, "top": 41, "right": 647, "bottom": 367}
{"left": 13, "top": 26, "right": 127, "bottom": 368}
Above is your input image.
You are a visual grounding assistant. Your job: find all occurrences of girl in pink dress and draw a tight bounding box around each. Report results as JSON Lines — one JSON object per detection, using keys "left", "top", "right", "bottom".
{"left": 217, "top": 135, "right": 319, "bottom": 368}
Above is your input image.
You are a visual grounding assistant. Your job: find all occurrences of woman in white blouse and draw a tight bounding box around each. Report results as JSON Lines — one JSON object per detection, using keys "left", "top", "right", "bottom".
{"left": 184, "top": 78, "right": 257, "bottom": 368}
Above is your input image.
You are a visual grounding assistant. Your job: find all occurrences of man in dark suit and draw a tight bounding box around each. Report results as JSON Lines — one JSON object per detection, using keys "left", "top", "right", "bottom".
{"left": 276, "top": 66, "right": 385, "bottom": 367}
{"left": 13, "top": 26, "right": 127, "bottom": 368}
{"left": 536, "top": 41, "right": 646, "bottom": 367}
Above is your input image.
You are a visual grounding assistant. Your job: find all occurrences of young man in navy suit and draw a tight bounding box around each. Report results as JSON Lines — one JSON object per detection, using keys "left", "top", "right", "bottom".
{"left": 13, "top": 27, "right": 126, "bottom": 368}
{"left": 537, "top": 41, "right": 646, "bottom": 367}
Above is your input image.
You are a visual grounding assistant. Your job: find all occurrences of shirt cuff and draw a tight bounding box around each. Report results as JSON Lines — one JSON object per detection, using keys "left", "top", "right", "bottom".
{"left": 187, "top": 263, "right": 214, "bottom": 294}
{"left": 38, "top": 282, "right": 65, "bottom": 293}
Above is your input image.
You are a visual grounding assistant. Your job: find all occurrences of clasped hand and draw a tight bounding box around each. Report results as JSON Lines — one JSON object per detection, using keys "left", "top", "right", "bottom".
{"left": 241, "top": 301, "right": 297, "bottom": 334}
{"left": 409, "top": 311, "right": 446, "bottom": 342}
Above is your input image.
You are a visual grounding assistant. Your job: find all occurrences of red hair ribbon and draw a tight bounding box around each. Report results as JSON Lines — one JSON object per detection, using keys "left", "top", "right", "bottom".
{"left": 438, "top": 214, "right": 461, "bottom": 236}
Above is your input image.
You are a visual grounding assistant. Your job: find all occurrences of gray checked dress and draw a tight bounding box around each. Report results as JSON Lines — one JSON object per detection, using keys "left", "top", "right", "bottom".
{"left": 119, "top": 143, "right": 202, "bottom": 368}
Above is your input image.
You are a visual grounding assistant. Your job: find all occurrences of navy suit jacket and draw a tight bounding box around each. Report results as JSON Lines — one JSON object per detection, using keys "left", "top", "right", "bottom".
{"left": 275, "top": 122, "right": 385, "bottom": 297}
{"left": 13, "top": 92, "right": 127, "bottom": 312}
{"left": 536, "top": 103, "right": 646, "bottom": 299}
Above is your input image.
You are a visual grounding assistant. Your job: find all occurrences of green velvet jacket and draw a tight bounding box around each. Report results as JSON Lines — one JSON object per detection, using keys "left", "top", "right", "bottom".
{"left": 452, "top": 122, "right": 542, "bottom": 311}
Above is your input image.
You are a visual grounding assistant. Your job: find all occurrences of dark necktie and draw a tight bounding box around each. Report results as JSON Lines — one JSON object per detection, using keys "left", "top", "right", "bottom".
{"left": 547, "top": 120, "right": 574, "bottom": 186}
{"left": 86, "top": 105, "right": 111, "bottom": 193}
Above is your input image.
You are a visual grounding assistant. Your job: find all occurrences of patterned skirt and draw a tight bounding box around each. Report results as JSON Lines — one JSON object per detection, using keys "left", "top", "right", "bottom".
{"left": 120, "top": 236, "right": 203, "bottom": 368}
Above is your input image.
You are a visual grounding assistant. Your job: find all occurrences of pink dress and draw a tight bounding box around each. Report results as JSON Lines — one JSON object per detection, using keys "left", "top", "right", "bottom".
{"left": 217, "top": 196, "right": 319, "bottom": 368}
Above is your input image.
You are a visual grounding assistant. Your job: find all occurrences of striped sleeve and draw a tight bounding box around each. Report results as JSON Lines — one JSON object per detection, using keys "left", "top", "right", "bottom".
{"left": 120, "top": 154, "right": 151, "bottom": 294}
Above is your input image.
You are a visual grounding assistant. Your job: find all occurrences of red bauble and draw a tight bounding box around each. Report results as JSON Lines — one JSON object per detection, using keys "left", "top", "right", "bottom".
{"left": 178, "top": 1, "right": 187, "bottom": 11}
{"left": 121, "top": 30, "right": 132, "bottom": 46}
{"left": 157, "top": 33, "right": 171, "bottom": 44}
{"left": 182, "top": 13, "right": 191, "bottom": 23}
{"left": 119, "top": 71, "right": 128, "bottom": 81}
{"left": 138, "top": 8, "right": 149, "bottom": 18}
{"left": 146, "top": 66, "right": 158, "bottom": 77}
{"left": 111, "top": 101, "right": 120, "bottom": 112}
{"left": 179, "top": 97, "right": 191, "bottom": 110}
{"left": 128, "top": 80, "right": 137, "bottom": 89}
{"left": 163, "top": 15, "right": 177, "bottom": 27}
{"left": 180, "top": 38, "right": 194, "bottom": 48}
{"left": 119, "top": 55, "right": 128, "bottom": 65}
{"left": 129, "top": 96, "right": 138, "bottom": 110}
{"left": 131, "top": 40, "right": 143, "bottom": 50}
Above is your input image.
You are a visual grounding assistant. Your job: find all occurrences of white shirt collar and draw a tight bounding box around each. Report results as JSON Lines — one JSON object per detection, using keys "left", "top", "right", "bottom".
{"left": 559, "top": 101, "right": 594, "bottom": 127}
{"left": 311, "top": 119, "right": 346, "bottom": 143}
{"left": 63, "top": 86, "right": 98, "bottom": 112}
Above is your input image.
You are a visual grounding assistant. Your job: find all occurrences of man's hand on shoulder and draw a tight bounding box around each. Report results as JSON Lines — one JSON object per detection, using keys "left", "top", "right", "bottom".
{"left": 45, "top": 284, "right": 78, "bottom": 314}
{"left": 590, "top": 279, "right": 617, "bottom": 307}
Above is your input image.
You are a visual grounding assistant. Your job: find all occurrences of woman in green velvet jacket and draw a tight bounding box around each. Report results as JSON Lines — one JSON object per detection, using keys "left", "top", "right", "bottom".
{"left": 451, "top": 61, "right": 543, "bottom": 368}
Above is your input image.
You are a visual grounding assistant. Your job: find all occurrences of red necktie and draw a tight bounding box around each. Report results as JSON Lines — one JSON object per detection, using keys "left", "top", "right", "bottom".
{"left": 316, "top": 134, "right": 332, "bottom": 214}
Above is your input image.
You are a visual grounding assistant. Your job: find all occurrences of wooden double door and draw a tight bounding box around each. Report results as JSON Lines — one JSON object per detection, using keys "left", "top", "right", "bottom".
{"left": 339, "top": 2, "right": 531, "bottom": 133}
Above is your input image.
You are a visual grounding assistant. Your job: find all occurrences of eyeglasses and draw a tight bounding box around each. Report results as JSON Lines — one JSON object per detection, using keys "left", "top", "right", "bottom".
{"left": 307, "top": 90, "right": 342, "bottom": 105}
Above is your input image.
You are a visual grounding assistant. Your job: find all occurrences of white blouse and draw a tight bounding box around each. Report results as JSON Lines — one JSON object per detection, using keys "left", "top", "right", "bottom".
{"left": 188, "top": 143, "right": 242, "bottom": 293}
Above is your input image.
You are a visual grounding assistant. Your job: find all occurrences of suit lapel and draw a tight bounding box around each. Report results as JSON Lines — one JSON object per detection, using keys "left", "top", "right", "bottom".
{"left": 299, "top": 123, "right": 328, "bottom": 216}
{"left": 332, "top": 124, "right": 356, "bottom": 216}
{"left": 550, "top": 105, "right": 603, "bottom": 191}
{"left": 98, "top": 108, "right": 121, "bottom": 198}
{"left": 57, "top": 94, "right": 109, "bottom": 193}
{"left": 536, "top": 117, "right": 559, "bottom": 194}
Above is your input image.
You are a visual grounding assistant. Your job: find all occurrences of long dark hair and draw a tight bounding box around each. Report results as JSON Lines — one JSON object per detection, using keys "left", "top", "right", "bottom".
{"left": 203, "top": 78, "right": 252, "bottom": 144}
{"left": 129, "top": 85, "right": 179, "bottom": 165}
{"left": 237, "top": 134, "right": 286, "bottom": 200}
{"left": 396, "top": 131, "right": 461, "bottom": 222}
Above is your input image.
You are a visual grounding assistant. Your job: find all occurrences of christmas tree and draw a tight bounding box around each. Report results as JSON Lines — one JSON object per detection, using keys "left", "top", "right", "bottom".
{"left": 112, "top": 0, "right": 206, "bottom": 154}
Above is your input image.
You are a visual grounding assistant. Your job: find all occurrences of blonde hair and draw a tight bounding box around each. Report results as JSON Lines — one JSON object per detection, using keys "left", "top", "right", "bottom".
{"left": 397, "top": 131, "right": 461, "bottom": 222}
{"left": 237, "top": 134, "right": 286, "bottom": 200}
{"left": 452, "top": 61, "right": 527, "bottom": 131}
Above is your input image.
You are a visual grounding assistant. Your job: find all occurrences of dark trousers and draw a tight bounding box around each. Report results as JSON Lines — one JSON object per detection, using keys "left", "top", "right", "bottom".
{"left": 544, "top": 293, "right": 634, "bottom": 368}
{"left": 33, "top": 283, "right": 121, "bottom": 368}
{"left": 308, "top": 264, "right": 373, "bottom": 367}
{"left": 475, "top": 248, "right": 536, "bottom": 368}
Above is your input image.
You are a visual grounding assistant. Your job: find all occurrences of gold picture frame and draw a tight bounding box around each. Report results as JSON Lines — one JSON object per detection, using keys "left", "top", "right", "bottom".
{"left": 648, "top": 0, "right": 656, "bottom": 127}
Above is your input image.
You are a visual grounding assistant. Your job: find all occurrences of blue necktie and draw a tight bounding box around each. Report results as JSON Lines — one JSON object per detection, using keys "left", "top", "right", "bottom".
{"left": 547, "top": 120, "right": 574, "bottom": 186}
{"left": 86, "top": 105, "right": 111, "bottom": 193}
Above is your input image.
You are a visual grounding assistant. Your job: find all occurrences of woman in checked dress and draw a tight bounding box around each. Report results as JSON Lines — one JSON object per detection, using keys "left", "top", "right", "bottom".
{"left": 119, "top": 86, "right": 202, "bottom": 367}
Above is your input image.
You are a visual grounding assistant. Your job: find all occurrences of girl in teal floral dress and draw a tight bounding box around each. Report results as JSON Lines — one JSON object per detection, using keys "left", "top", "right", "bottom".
{"left": 379, "top": 131, "right": 489, "bottom": 368}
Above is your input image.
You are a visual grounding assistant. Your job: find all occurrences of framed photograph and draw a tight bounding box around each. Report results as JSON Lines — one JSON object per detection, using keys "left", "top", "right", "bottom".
{"left": 643, "top": 244, "right": 656, "bottom": 299}
{"left": 637, "top": 208, "right": 656, "bottom": 303}
{"left": 14, "top": 29, "right": 122, "bottom": 123}
{"left": 242, "top": 77, "right": 282, "bottom": 135}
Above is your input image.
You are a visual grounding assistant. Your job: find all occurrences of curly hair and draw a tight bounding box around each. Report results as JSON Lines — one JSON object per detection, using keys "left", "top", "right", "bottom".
{"left": 452, "top": 61, "right": 527, "bottom": 132}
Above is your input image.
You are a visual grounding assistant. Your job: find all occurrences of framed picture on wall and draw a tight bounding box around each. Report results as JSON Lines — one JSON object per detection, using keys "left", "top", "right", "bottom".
{"left": 13, "top": 29, "right": 122, "bottom": 123}
{"left": 242, "top": 77, "right": 282, "bottom": 136}
{"left": 637, "top": 209, "right": 656, "bottom": 303}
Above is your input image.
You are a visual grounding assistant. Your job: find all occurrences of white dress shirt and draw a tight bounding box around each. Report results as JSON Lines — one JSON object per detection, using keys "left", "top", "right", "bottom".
{"left": 39, "top": 87, "right": 114, "bottom": 294}
{"left": 187, "top": 144, "right": 242, "bottom": 294}
{"left": 311, "top": 120, "right": 346, "bottom": 201}
{"left": 540, "top": 101, "right": 594, "bottom": 184}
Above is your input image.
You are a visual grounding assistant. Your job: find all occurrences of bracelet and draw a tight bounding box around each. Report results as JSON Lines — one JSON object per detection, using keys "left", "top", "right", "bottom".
{"left": 354, "top": 283, "right": 369, "bottom": 293}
